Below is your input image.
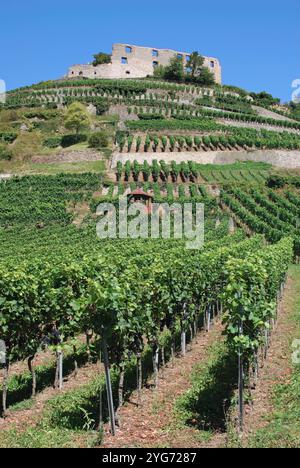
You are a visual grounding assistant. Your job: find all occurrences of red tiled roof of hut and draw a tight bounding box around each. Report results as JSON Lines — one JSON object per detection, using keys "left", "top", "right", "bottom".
{"left": 128, "top": 188, "right": 154, "bottom": 198}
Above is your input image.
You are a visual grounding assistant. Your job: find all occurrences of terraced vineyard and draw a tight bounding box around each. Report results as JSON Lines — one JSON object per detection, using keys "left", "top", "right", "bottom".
{"left": 221, "top": 185, "right": 300, "bottom": 254}
{"left": 1, "top": 71, "right": 300, "bottom": 449}
{"left": 116, "top": 128, "right": 300, "bottom": 152}
{"left": 0, "top": 164, "right": 298, "bottom": 447}
{"left": 5, "top": 78, "right": 300, "bottom": 129}
{"left": 115, "top": 160, "right": 270, "bottom": 184}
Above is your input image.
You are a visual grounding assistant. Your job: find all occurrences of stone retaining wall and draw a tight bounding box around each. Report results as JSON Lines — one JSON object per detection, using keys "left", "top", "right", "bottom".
{"left": 217, "top": 118, "right": 300, "bottom": 135}
{"left": 111, "top": 149, "right": 300, "bottom": 169}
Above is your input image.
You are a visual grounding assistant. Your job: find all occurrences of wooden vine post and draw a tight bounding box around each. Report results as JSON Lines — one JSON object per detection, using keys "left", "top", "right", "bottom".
{"left": 54, "top": 329, "right": 63, "bottom": 391}
{"left": 98, "top": 348, "right": 103, "bottom": 432}
{"left": 0, "top": 340, "right": 7, "bottom": 417}
{"left": 1, "top": 362, "right": 9, "bottom": 418}
{"left": 102, "top": 332, "right": 116, "bottom": 436}
{"left": 137, "top": 351, "right": 142, "bottom": 405}
{"left": 238, "top": 318, "right": 244, "bottom": 432}
{"left": 205, "top": 304, "right": 211, "bottom": 333}
{"left": 58, "top": 347, "right": 63, "bottom": 391}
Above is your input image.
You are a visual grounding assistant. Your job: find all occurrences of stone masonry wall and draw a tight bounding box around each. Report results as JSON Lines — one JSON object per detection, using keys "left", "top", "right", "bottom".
{"left": 67, "top": 43, "right": 222, "bottom": 84}
{"left": 111, "top": 149, "right": 300, "bottom": 169}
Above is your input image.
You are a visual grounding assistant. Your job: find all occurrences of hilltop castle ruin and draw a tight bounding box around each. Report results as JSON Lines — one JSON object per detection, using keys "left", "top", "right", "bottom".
{"left": 67, "top": 43, "right": 222, "bottom": 84}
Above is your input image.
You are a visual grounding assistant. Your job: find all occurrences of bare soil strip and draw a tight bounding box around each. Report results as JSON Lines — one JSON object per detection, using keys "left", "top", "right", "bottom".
{"left": 0, "top": 271, "right": 296, "bottom": 447}
{"left": 102, "top": 268, "right": 298, "bottom": 449}
{"left": 31, "top": 150, "right": 101, "bottom": 164}
{"left": 0, "top": 362, "right": 102, "bottom": 432}
{"left": 241, "top": 272, "right": 297, "bottom": 445}
{"left": 101, "top": 322, "right": 224, "bottom": 448}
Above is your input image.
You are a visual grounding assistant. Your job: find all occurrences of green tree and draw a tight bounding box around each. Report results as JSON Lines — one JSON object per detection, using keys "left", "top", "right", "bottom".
{"left": 250, "top": 91, "right": 280, "bottom": 106}
{"left": 153, "top": 65, "right": 166, "bottom": 79}
{"left": 289, "top": 102, "right": 300, "bottom": 120}
{"left": 0, "top": 143, "right": 12, "bottom": 161}
{"left": 188, "top": 51, "right": 205, "bottom": 77}
{"left": 64, "top": 102, "right": 91, "bottom": 135}
{"left": 92, "top": 52, "right": 111, "bottom": 66}
{"left": 164, "top": 57, "right": 185, "bottom": 82}
{"left": 88, "top": 131, "right": 109, "bottom": 149}
{"left": 193, "top": 67, "right": 215, "bottom": 86}
{"left": 94, "top": 98, "right": 109, "bottom": 116}
{"left": 152, "top": 52, "right": 214, "bottom": 86}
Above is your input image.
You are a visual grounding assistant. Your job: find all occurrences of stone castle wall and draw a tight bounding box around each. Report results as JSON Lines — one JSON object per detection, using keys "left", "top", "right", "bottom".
{"left": 67, "top": 43, "right": 222, "bottom": 83}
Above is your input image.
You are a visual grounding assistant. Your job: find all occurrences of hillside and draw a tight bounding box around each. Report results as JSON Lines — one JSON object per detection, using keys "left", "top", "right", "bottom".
{"left": 1, "top": 77, "right": 300, "bottom": 449}
{"left": 1, "top": 78, "right": 300, "bottom": 177}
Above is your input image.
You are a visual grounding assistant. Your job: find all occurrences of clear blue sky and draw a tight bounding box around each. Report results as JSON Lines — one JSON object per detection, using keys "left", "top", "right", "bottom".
{"left": 1, "top": 0, "right": 299, "bottom": 102}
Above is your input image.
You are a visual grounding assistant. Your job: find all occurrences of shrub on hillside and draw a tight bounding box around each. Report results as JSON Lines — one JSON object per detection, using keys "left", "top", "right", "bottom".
{"left": 61, "top": 134, "right": 87, "bottom": 148}
{"left": 24, "top": 110, "right": 60, "bottom": 120}
{"left": 137, "top": 113, "right": 162, "bottom": 120}
{"left": 32, "top": 118, "right": 61, "bottom": 133}
{"left": 186, "top": 67, "right": 215, "bottom": 86}
{"left": 250, "top": 91, "right": 280, "bottom": 107}
{"left": 43, "top": 136, "right": 62, "bottom": 148}
{"left": 0, "top": 143, "right": 12, "bottom": 160}
{"left": 88, "top": 131, "right": 109, "bottom": 149}
{"left": 266, "top": 175, "right": 286, "bottom": 189}
{"left": 92, "top": 52, "right": 111, "bottom": 66}
{"left": 0, "top": 131, "right": 18, "bottom": 143}
{"left": 94, "top": 98, "right": 109, "bottom": 116}
{"left": 281, "top": 176, "right": 300, "bottom": 188}
{"left": 0, "top": 109, "right": 20, "bottom": 123}
{"left": 11, "top": 132, "right": 42, "bottom": 161}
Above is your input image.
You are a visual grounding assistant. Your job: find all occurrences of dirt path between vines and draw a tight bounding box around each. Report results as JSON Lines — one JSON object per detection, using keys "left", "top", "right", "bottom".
{"left": 101, "top": 321, "right": 226, "bottom": 449}
{"left": 0, "top": 361, "right": 102, "bottom": 432}
{"left": 240, "top": 270, "right": 297, "bottom": 446}
{"left": 102, "top": 268, "right": 299, "bottom": 449}
{"left": 1, "top": 270, "right": 295, "bottom": 445}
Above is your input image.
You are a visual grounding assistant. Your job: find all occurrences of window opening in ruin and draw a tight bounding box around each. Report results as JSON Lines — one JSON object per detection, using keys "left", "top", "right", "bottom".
{"left": 177, "top": 54, "right": 183, "bottom": 59}
{"left": 152, "top": 50, "right": 159, "bottom": 57}
{"left": 126, "top": 71, "right": 131, "bottom": 75}
{"left": 210, "top": 61, "right": 215, "bottom": 68}
{"left": 125, "top": 46, "right": 132, "bottom": 54}
{"left": 121, "top": 57, "right": 128, "bottom": 64}
{"left": 153, "top": 61, "right": 159, "bottom": 67}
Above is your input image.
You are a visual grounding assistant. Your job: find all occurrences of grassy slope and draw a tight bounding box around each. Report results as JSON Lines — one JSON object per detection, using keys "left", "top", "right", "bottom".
{"left": 0, "top": 159, "right": 105, "bottom": 175}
